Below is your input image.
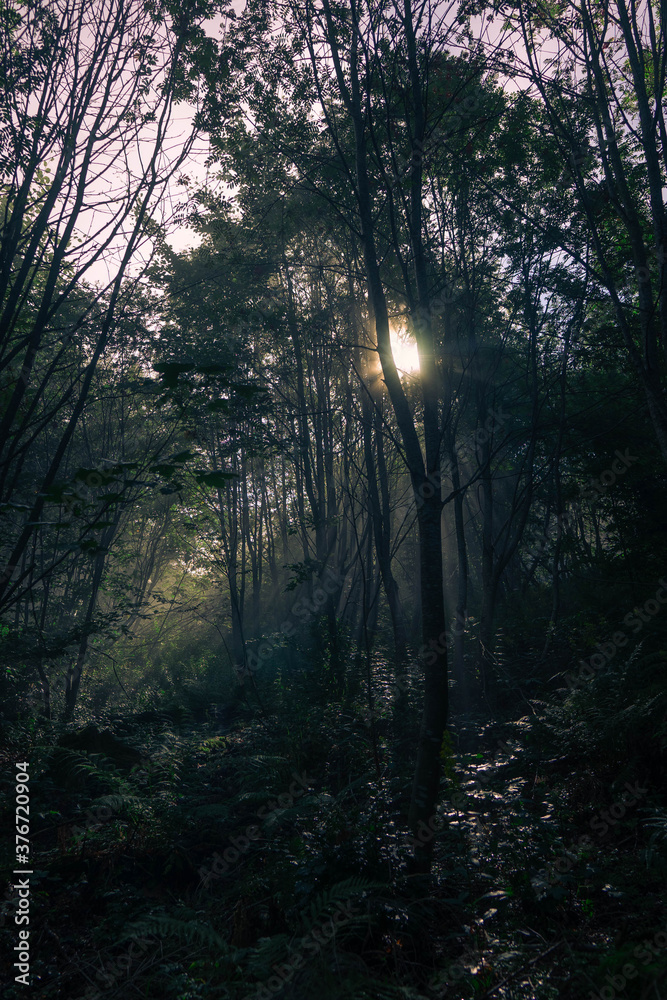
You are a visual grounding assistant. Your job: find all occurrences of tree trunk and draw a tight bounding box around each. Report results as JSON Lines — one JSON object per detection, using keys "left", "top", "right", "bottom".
{"left": 63, "top": 518, "right": 119, "bottom": 720}
{"left": 450, "top": 447, "right": 470, "bottom": 709}
{"left": 375, "top": 406, "right": 408, "bottom": 658}
{"left": 476, "top": 447, "right": 495, "bottom": 700}
{"left": 408, "top": 493, "right": 448, "bottom": 869}
{"left": 312, "top": 0, "right": 450, "bottom": 870}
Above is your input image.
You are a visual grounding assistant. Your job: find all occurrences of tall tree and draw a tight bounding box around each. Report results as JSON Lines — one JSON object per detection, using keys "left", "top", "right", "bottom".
{"left": 0, "top": 0, "right": 213, "bottom": 610}
{"left": 494, "top": 0, "right": 667, "bottom": 461}
{"left": 199, "top": 0, "right": 498, "bottom": 867}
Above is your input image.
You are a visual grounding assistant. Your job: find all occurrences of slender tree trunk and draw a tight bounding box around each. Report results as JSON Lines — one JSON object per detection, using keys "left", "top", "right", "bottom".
{"left": 359, "top": 358, "right": 407, "bottom": 659}
{"left": 63, "top": 517, "right": 119, "bottom": 720}
{"left": 542, "top": 313, "right": 575, "bottom": 659}
{"left": 36, "top": 660, "right": 50, "bottom": 720}
{"left": 408, "top": 492, "right": 448, "bottom": 868}
{"left": 476, "top": 444, "right": 495, "bottom": 700}
{"left": 375, "top": 406, "right": 407, "bottom": 658}
{"left": 450, "top": 446, "right": 470, "bottom": 709}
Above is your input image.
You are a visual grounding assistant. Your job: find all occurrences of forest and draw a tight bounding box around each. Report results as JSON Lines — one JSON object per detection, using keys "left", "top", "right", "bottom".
{"left": 1, "top": 0, "right": 667, "bottom": 997}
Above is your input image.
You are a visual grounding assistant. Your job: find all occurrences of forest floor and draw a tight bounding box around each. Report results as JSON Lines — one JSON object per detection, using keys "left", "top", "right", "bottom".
{"left": 0, "top": 693, "right": 666, "bottom": 1000}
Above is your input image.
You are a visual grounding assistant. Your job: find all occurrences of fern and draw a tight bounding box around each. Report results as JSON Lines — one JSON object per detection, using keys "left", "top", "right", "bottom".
{"left": 123, "top": 911, "right": 226, "bottom": 950}
{"left": 301, "top": 876, "right": 381, "bottom": 934}
{"left": 192, "top": 803, "right": 230, "bottom": 819}
{"left": 633, "top": 650, "right": 667, "bottom": 672}
{"left": 200, "top": 736, "right": 228, "bottom": 752}
{"left": 240, "top": 754, "right": 289, "bottom": 769}
{"left": 91, "top": 793, "right": 144, "bottom": 811}
{"left": 48, "top": 747, "right": 116, "bottom": 789}
{"left": 610, "top": 693, "right": 664, "bottom": 723}
{"left": 641, "top": 806, "right": 667, "bottom": 867}
{"left": 234, "top": 790, "right": 275, "bottom": 808}
{"left": 336, "top": 987, "right": 419, "bottom": 1000}
{"left": 246, "top": 933, "right": 292, "bottom": 977}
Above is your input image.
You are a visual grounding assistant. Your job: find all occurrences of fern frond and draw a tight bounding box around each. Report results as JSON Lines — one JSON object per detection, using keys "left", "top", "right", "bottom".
{"left": 123, "top": 913, "right": 226, "bottom": 950}
{"left": 91, "top": 793, "right": 144, "bottom": 811}
{"left": 238, "top": 754, "right": 288, "bottom": 770}
{"left": 48, "top": 748, "right": 114, "bottom": 789}
{"left": 234, "top": 791, "right": 274, "bottom": 808}
{"left": 302, "top": 877, "right": 382, "bottom": 934}
{"left": 246, "top": 934, "right": 291, "bottom": 977}
{"left": 193, "top": 803, "right": 230, "bottom": 819}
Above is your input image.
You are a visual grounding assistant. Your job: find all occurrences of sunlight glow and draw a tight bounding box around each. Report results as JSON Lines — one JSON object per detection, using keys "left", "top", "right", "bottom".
{"left": 390, "top": 321, "right": 420, "bottom": 374}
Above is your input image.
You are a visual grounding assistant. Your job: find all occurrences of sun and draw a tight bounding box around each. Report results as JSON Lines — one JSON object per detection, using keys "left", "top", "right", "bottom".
{"left": 389, "top": 321, "right": 420, "bottom": 374}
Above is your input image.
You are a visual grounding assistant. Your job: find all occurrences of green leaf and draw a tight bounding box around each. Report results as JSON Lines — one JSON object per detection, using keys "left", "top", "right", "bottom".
{"left": 198, "top": 363, "right": 231, "bottom": 375}
{"left": 153, "top": 362, "right": 195, "bottom": 387}
{"left": 194, "top": 470, "right": 238, "bottom": 487}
